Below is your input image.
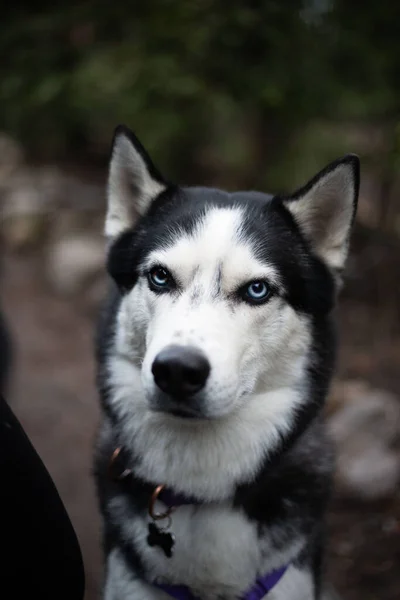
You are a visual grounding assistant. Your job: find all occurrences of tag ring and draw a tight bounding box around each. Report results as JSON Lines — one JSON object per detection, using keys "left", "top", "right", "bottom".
{"left": 149, "top": 484, "right": 175, "bottom": 520}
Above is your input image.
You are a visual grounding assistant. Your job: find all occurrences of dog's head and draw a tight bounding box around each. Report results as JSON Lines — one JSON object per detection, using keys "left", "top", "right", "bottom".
{"left": 105, "top": 125, "right": 359, "bottom": 425}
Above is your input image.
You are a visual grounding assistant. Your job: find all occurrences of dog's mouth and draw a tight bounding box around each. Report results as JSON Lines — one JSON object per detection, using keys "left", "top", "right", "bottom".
{"left": 168, "top": 407, "right": 200, "bottom": 419}
{"left": 161, "top": 401, "right": 210, "bottom": 420}
{"left": 149, "top": 390, "right": 211, "bottom": 420}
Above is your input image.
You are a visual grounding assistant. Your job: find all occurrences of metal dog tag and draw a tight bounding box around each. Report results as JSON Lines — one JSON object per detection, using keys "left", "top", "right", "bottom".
{"left": 147, "top": 522, "right": 175, "bottom": 558}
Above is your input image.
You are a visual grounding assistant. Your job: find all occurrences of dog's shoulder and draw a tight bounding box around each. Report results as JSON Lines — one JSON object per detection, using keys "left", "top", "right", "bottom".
{"left": 234, "top": 417, "right": 333, "bottom": 525}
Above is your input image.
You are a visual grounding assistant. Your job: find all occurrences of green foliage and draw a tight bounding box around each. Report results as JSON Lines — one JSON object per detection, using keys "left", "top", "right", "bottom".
{"left": 1, "top": 1, "right": 400, "bottom": 191}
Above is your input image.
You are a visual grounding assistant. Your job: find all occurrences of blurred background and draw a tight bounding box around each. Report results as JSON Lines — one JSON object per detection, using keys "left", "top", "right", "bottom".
{"left": 0, "top": 2, "right": 399, "bottom": 599}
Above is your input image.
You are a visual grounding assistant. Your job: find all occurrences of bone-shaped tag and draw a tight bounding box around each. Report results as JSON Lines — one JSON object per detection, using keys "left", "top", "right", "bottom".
{"left": 147, "top": 522, "right": 175, "bottom": 558}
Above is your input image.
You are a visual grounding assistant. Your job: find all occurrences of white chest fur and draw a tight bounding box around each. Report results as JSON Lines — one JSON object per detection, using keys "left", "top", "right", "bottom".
{"left": 108, "top": 495, "right": 306, "bottom": 600}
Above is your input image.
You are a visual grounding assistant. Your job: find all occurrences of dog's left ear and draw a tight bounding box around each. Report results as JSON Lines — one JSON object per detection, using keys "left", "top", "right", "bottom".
{"left": 105, "top": 125, "right": 166, "bottom": 239}
{"left": 283, "top": 155, "right": 360, "bottom": 273}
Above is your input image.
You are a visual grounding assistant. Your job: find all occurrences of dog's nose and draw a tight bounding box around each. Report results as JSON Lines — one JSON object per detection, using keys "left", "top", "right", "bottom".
{"left": 152, "top": 345, "right": 210, "bottom": 397}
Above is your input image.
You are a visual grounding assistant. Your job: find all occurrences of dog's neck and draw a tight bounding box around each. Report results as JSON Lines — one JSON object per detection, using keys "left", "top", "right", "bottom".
{"left": 109, "top": 445, "right": 203, "bottom": 508}
{"left": 106, "top": 379, "right": 315, "bottom": 502}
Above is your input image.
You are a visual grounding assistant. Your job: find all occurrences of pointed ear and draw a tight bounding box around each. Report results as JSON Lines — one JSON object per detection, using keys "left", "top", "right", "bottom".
{"left": 283, "top": 155, "right": 360, "bottom": 273}
{"left": 105, "top": 125, "right": 166, "bottom": 239}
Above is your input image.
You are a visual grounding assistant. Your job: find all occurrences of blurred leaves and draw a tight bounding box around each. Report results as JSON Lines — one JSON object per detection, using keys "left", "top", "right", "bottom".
{"left": 1, "top": 1, "right": 400, "bottom": 193}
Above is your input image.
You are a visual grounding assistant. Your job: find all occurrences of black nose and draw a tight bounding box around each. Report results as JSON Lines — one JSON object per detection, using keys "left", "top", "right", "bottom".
{"left": 152, "top": 345, "right": 210, "bottom": 398}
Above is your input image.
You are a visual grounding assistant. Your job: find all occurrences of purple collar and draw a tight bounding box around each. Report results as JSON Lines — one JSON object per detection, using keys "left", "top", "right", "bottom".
{"left": 158, "top": 486, "right": 200, "bottom": 508}
{"left": 154, "top": 565, "right": 288, "bottom": 600}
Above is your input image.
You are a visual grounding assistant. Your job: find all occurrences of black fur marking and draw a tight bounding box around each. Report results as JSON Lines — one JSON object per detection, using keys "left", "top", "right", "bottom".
{"left": 238, "top": 197, "right": 336, "bottom": 315}
{"left": 212, "top": 262, "right": 223, "bottom": 299}
{"left": 94, "top": 281, "right": 122, "bottom": 422}
{"left": 93, "top": 428, "right": 151, "bottom": 577}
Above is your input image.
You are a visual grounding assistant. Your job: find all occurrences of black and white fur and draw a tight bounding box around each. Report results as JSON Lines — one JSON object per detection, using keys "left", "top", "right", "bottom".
{"left": 94, "top": 125, "right": 359, "bottom": 600}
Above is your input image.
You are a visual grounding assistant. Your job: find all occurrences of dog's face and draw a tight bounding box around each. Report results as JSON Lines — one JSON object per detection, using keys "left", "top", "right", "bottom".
{"left": 105, "top": 126, "right": 359, "bottom": 424}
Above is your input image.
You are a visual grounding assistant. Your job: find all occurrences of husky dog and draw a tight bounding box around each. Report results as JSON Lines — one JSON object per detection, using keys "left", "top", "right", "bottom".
{"left": 94, "top": 125, "right": 359, "bottom": 600}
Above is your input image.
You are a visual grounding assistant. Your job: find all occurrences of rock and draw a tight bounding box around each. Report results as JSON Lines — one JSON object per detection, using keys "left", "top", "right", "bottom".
{"left": 46, "top": 234, "right": 105, "bottom": 296}
{"left": 336, "top": 443, "right": 399, "bottom": 501}
{"left": 1, "top": 213, "right": 49, "bottom": 251}
{"left": 1, "top": 167, "right": 61, "bottom": 250}
{"left": 36, "top": 166, "right": 66, "bottom": 205}
{"left": 329, "top": 381, "right": 400, "bottom": 445}
{"left": 328, "top": 381, "right": 400, "bottom": 501}
{"left": 1, "top": 172, "right": 49, "bottom": 250}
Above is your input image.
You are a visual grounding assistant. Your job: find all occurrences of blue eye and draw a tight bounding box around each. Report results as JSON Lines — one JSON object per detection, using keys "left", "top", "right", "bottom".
{"left": 148, "top": 266, "right": 172, "bottom": 290}
{"left": 244, "top": 281, "right": 270, "bottom": 303}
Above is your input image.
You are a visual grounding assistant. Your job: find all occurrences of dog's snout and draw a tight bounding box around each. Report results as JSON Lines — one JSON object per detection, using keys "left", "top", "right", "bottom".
{"left": 152, "top": 345, "right": 210, "bottom": 398}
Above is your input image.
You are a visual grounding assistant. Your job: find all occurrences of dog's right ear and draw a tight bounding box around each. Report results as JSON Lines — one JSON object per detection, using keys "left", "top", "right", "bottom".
{"left": 105, "top": 125, "right": 166, "bottom": 239}
{"left": 282, "top": 155, "right": 359, "bottom": 276}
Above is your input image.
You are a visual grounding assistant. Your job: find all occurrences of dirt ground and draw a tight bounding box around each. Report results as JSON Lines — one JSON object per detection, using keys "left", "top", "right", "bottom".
{"left": 2, "top": 250, "right": 399, "bottom": 600}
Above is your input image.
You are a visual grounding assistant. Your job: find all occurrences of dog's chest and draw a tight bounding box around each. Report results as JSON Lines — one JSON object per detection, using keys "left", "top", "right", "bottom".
{"left": 133, "top": 502, "right": 261, "bottom": 596}
{"left": 115, "top": 498, "right": 303, "bottom": 600}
